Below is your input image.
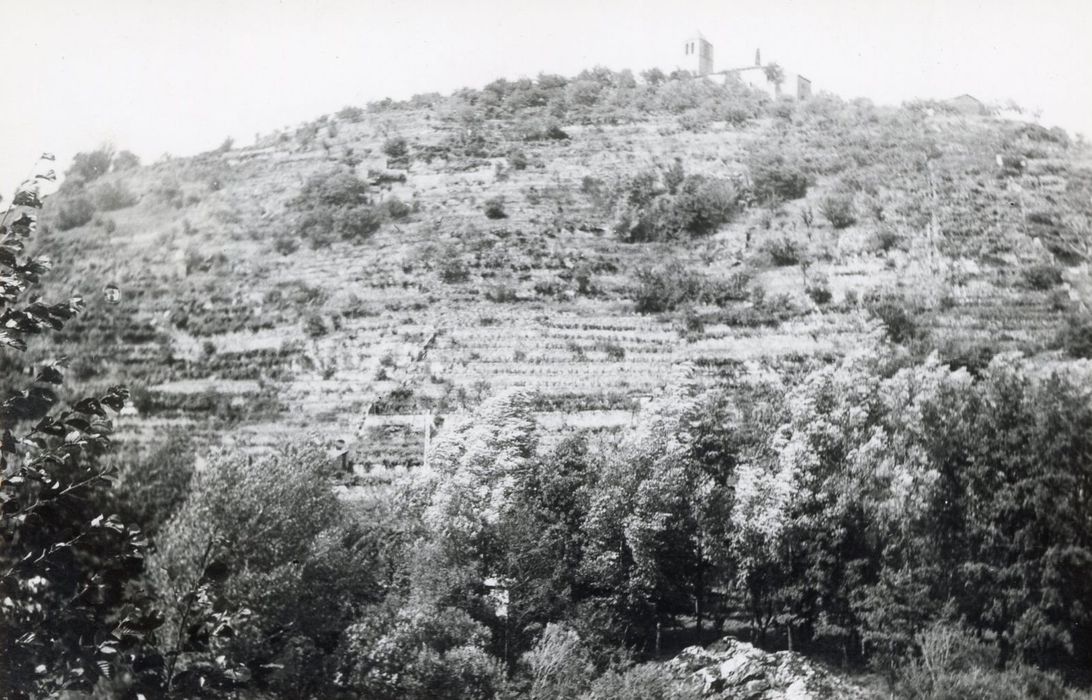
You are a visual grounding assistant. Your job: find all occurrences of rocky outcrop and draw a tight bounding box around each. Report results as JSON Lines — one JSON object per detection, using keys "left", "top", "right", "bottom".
{"left": 667, "top": 638, "right": 874, "bottom": 699}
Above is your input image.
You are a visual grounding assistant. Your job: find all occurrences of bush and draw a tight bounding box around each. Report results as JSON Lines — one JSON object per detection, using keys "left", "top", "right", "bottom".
{"left": 674, "top": 175, "right": 739, "bottom": 236}
{"left": 894, "top": 623, "right": 1070, "bottom": 700}
{"left": 763, "top": 237, "right": 802, "bottom": 266}
{"left": 382, "top": 136, "right": 409, "bottom": 159}
{"left": 585, "top": 661, "right": 700, "bottom": 700}
{"left": 819, "top": 192, "right": 857, "bottom": 229}
{"left": 113, "top": 433, "right": 195, "bottom": 537}
{"left": 1055, "top": 313, "right": 1092, "bottom": 358}
{"left": 634, "top": 261, "right": 707, "bottom": 313}
{"left": 1020, "top": 263, "right": 1063, "bottom": 290}
{"left": 484, "top": 196, "right": 508, "bottom": 219}
{"left": 509, "top": 149, "right": 529, "bottom": 170}
{"left": 54, "top": 195, "right": 96, "bottom": 230}
{"left": 523, "top": 623, "right": 594, "bottom": 700}
{"left": 866, "top": 291, "right": 921, "bottom": 344}
{"left": 65, "top": 146, "right": 114, "bottom": 184}
{"left": 747, "top": 151, "right": 809, "bottom": 202}
{"left": 296, "top": 169, "right": 371, "bottom": 208}
{"left": 873, "top": 227, "right": 904, "bottom": 254}
{"left": 93, "top": 180, "right": 139, "bottom": 211}
{"left": 334, "top": 603, "right": 504, "bottom": 700}
{"left": 807, "top": 282, "right": 833, "bottom": 305}
{"left": 440, "top": 255, "right": 469, "bottom": 283}
{"left": 613, "top": 171, "right": 738, "bottom": 242}
{"left": 304, "top": 313, "right": 328, "bottom": 338}
{"left": 293, "top": 170, "right": 383, "bottom": 246}
{"left": 112, "top": 150, "right": 141, "bottom": 171}
{"left": 337, "top": 105, "right": 365, "bottom": 123}
{"left": 485, "top": 283, "right": 518, "bottom": 302}
{"left": 384, "top": 196, "right": 412, "bottom": 219}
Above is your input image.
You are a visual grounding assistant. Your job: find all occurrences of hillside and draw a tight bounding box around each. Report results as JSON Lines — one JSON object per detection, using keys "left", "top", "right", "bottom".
{"left": 22, "top": 72, "right": 1092, "bottom": 471}
{"left": 7, "top": 68, "right": 1092, "bottom": 698}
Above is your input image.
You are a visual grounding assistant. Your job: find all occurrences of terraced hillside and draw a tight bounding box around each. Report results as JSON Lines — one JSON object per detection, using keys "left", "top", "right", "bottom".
{"left": 18, "top": 73, "right": 1092, "bottom": 470}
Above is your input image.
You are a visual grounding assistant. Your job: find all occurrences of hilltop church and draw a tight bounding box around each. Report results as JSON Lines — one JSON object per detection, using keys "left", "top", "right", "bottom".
{"left": 682, "top": 33, "right": 812, "bottom": 100}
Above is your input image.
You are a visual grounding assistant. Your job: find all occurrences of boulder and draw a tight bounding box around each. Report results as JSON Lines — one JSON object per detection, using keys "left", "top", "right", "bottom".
{"left": 666, "top": 638, "right": 872, "bottom": 699}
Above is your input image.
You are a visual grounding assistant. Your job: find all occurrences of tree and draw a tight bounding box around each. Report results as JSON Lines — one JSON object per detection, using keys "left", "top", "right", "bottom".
{"left": 64, "top": 146, "right": 115, "bottom": 186}
{"left": 147, "top": 443, "right": 374, "bottom": 695}
{"left": 0, "top": 160, "right": 150, "bottom": 696}
{"left": 580, "top": 390, "right": 744, "bottom": 649}
{"left": 764, "top": 63, "right": 786, "bottom": 94}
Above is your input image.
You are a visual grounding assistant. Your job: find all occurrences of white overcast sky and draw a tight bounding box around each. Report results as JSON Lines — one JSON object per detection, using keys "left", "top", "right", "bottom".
{"left": 2, "top": 0, "right": 1090, "bottom": 194}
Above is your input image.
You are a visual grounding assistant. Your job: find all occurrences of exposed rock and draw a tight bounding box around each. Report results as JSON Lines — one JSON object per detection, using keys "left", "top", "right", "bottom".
{"left": 667, "top": 638, "right": 872, "bottom": 699}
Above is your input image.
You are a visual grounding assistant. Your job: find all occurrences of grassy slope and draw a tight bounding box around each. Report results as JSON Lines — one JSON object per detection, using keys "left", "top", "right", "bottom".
{"left": 26, "top": 91, "right": 1092, "bottom": 470}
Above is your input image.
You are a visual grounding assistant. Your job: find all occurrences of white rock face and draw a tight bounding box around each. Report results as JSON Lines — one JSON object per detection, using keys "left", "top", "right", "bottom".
{"left": 667, "top": 638, "right": 873, "bottom": 699}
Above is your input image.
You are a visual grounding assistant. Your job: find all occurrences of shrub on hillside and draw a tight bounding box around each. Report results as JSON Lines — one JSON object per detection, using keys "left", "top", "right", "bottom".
{"left": 819, "top": 192, "right": 857, "bottom": 229}
{"left": 298, "top": 206, "right": 383, "bottom": 247}
{"left": 483, "top": 196, "right": 508, "bottom": 219}
{"left": 519, "top": 117, "right": 570, "bottom": 141}
{"left": 613, "top": 168, "right": 739, "bottom": 242}
{"left": 54, "top": 195, "right": 96, "bottom": 230}
{"left": 296, "top": 170, "right": 371, "bottom": 208}
{"left": 1055, "top": 313, "right": 1092, "bottom": 359}
{"left": 65, "top": 146, "right": 114, "bottom": 185}
{"left": 763, "top": 236, "right": 802, "bottom": 266}
{"left": 93, "top": 180, "right": 139, "bottom": 211}
{"left": 633, "top": 261, "right": 707, "bottom": 313}
{"left": 382, "top": 136, "right": 409, "bottom": 160}
{"left": 1020, "top": 262, "right": 1063, "bottom": 290}
{"left": 384, "top": 196, "right": 412, "bottom": 219}
{"left": 747, "top": 151, "right": 809, "bottom": 202}
{"left": 872, "top": 227, "right": 905, "bottom": 254}
{"left": 337, "top": 105, "right": 365, "bottom": 123}
{"left": 807, "top": 280, "right": 833, "bottom": 305}
{"left": 509, "top": 149, "right": 529, "bottom": 170}
{"left": 866, "top": 290, "right": 922, "bottom": 344}
{"left": 293, "top": 169, "right": 383, "bottom": 246}
{"left": 675, "top": 175, "right": 739, "bottom": 236}
{"left": 112, "top": 150, "right": 141, "bottom": 171}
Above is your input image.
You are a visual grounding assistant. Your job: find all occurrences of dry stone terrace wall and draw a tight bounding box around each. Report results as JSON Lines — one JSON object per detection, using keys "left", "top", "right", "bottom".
{"left": 27, "top": 99, "right": 1089, "bottom": 467}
